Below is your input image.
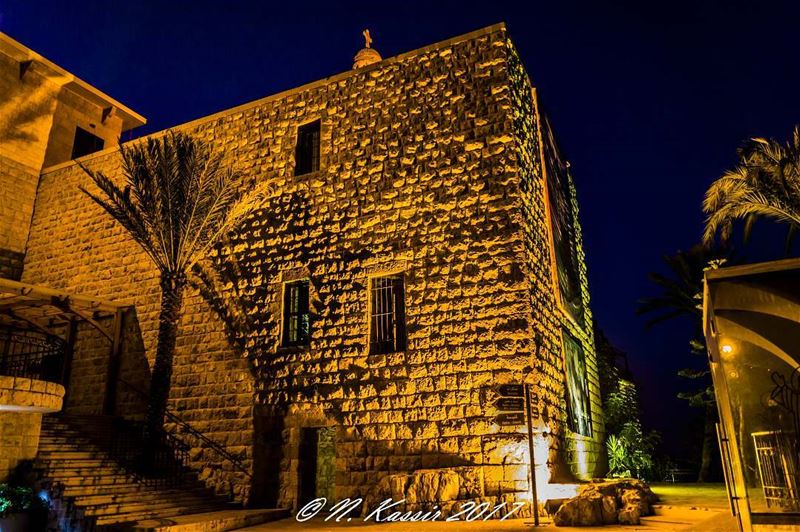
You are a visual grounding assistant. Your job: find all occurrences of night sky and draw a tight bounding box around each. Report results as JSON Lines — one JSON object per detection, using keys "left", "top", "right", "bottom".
{"left": 3, "top": 0, "right": 799, "bottom": 462}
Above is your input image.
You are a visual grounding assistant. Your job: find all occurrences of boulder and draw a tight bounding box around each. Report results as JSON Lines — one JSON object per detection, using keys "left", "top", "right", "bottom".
{"left": 552, "top": 490, "right": 604, "bottom": 526}
{"left": 553, "top": 478, "right": 658, "bottom": 527}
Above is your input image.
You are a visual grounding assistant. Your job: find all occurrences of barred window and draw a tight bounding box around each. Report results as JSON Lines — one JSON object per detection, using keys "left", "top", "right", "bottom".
{"left": 295, "top": 120, "right": 320, "bottom": 175}
{"left": 369, "top": 275, "right": 406, "bottom": 355}
{"left": 282, "top": 280, "right": 310, "bottom": 347}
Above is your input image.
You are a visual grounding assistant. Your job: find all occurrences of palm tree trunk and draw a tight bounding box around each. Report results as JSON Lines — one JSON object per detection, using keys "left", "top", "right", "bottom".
{"left": 697, "top": 401, "right": 717, "bottom": 482}
{"left": 146, "top": 273, "right": 186, "bottom": 441}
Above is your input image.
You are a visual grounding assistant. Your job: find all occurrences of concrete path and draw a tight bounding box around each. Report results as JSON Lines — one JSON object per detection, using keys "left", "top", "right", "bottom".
{"left": 239, "top": 483, "right": 738, "bottom": 531}
{"left": 237, "top": 506, "right": 734, "bottom": 531}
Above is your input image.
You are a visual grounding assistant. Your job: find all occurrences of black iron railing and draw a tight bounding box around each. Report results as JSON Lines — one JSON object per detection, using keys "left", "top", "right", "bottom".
{"left": 118, "top": 379, "right": 252, "bottom": 479}
{"left": 108, "top": 417, "right": 191, "bottom": 488}
{"left": 0, "top": 327, "right": 66, "bottom": 383}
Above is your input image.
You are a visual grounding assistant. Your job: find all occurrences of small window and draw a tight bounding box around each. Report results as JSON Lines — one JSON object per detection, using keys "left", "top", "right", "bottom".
{"left": 563, "top": 330, "right": 592, "bottom": 436}
{"left": 294, "top": 120, "right": 320, "bottom": 175}
{"left": 71, "top": 127, "right": 104, "bottom": 159}
{"left": 282, "top": 280, "right": 310, "bottom": 347}
{"left": 369, "top": 275, "right": 406, "bottom": 354}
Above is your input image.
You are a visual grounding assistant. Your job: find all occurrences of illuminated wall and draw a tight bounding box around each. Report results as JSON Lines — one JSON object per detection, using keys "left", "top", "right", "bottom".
{"left": 506, "top": 40, "right": 606, "bottom": 480}
{"left": 20, "top": 24, "right": 604, "bottom": 508}
{"left": 0, "top": 33, "right": 138, "bottom": 279}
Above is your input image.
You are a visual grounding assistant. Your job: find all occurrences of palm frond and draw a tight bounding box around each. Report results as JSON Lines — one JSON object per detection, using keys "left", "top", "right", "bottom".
{"left": 79, "top": 130, "right": 259, "bottom": 276}
{"left": 704, "top": 127, "right": 800, "bottom": 248}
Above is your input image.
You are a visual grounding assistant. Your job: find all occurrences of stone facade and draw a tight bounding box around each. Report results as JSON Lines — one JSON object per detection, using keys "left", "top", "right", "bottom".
{"left": 0, "top": 32, "right": 144, "bottom": 280}
{"left": 0, "top": 376, "right": 65, "bottom": 481}
{"left": 14, "top": 24, "right": 604, "bottom": 511}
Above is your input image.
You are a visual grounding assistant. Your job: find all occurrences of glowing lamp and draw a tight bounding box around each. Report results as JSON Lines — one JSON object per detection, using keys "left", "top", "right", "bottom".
{"left": 721, "top": 344, "right": 733, "bottom": 354}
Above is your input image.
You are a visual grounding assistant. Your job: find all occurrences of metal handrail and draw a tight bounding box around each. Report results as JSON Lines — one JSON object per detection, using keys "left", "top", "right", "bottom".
{"left": 0, "top": 327, "right": 66, "bottom": 383}
{"left": 118, "top": 378, "right": 252, "bottom": 478}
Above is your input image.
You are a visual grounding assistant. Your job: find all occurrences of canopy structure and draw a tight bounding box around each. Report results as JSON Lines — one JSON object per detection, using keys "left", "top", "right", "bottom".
{"left": 0, "top": 278, "right": 129, "bottom": 414}
{"left": 704, "top": 258, "right": 800, "bottom": 530}
{"left": 0, "top": 277, "right": 126, "bottom": 341}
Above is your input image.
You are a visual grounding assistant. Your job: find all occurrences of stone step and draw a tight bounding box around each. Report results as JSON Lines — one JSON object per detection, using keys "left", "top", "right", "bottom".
{"left": 75, "top": 487, "right": 215, "bottom": 507}
{"left": 37, "top": 442, "right": 96, "bottom": 452}
{"left": 37, "top": 416, "right": 241, "bottom": 529}
{"left": 37, "top": 457, "right": 111, "bottom": 468}
{"left": 37, "top": 450, "right": 103, "bottom": 459}
{"left": 41, "top": 466, "right": 131, "bottom": 480}
{"left": 93, "top": 503, "right": 229, "bottom": 526}
{"left": 62, "top": 483, "right": 149, "bottom": 497}
{"left": 48, "top": 473, "right": 139, "bottom": 487}
{"left": 83, "top": 496, "right": 224, "bottom": 518}
{"left": 130, "top": 508, "right": 291, "bottom": 532}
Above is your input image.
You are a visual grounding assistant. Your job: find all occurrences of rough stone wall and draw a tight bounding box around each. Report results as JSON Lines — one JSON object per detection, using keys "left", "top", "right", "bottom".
{"left": 22, "top": 24, "right": 604, "bottom": 508}
{"left": 0, "top": 156, "right": 39, "bottom": 279}
{"left": 0, "top": 51, "right": 56, "bottom": 277}
{"left": 0, "top": 376, "right": 65, "bottom": 482}
{"left": 0, "top": 411, "right": 42, "bottom": 481}
{"left": 505, "top": 41, "right": 606, "bottom": 480}
{"left": 0, "top": 46, "right": 125, "bottom": 281}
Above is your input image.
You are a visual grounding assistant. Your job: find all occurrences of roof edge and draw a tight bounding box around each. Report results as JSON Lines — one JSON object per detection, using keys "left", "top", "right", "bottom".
{"left": 40, "top": 22, "right": 508, "bottom": 175}
{"left": 0, "top": 32, "right": 146, "bottom": 131}
{"left": 705, "top": 257, "right": 800, "bottom": 282}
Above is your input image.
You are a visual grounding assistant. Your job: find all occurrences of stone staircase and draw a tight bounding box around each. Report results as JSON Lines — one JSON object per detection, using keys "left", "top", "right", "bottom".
{"left": 34, "top": 415, "right": 287, "bottom": 531}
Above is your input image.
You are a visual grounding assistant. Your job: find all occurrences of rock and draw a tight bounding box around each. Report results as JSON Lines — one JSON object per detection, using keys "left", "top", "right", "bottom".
{"left": 553, "top": 490, "right": 603, "bottom": 526}
{"left": 552, "top": 478, "right": 658, "bottom": 527}
{"left": 618, "top": 505, "right": 642, "bottom": 525}
{"left": 600, "top": 495, "right": 618, "bottom": 525}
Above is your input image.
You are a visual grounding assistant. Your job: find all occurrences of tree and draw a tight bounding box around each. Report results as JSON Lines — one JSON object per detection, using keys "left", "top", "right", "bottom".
{"left": 594, "top": 322, "right": 658, "bottom": 479}
{"left": 637, "top": 246, "right": 726, "bottom": 482}
{"left": 80, "top": 131, "right": 269, "bottom": 440}
{"left": 704, "top": 126, "right": 800, "bottom": 250}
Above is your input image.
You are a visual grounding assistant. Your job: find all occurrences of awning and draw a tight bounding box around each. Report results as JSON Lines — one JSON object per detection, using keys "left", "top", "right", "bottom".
{"left": 0, "top": 277, "right": 128, "bottom": 342}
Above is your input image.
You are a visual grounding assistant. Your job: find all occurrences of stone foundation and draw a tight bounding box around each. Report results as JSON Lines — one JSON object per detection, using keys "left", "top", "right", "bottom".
{"left": 20, "top": 24, "right": 605, "bottom": 506}
{"left": 0, "top": 376, "right": 65, "bottom": 481}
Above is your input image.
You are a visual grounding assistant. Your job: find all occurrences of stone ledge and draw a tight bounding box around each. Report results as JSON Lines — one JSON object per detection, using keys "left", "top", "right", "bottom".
{"left": 0, "top": 375, "right": 65, "bottom": 413}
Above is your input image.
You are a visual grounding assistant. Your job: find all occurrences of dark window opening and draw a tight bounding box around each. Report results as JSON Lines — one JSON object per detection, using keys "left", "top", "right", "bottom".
{"left": 369, "top": 275, "right": 406, "bottom": 354}
{"left": 71, "top": 127, "right": 104, "bottom": 159}
{"left": 294, "top": 120, "right": 320, "bottom": 175}
{"left": 283, "top": 280, "right": 310, "bottom": 347}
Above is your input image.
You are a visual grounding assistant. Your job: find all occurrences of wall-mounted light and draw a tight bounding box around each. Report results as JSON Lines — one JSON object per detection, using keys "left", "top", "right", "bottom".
{"left": 721, "top": 344, "right": 733, "bottom": 354}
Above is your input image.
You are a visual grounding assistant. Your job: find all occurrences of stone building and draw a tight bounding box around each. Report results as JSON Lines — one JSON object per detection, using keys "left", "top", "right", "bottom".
{"left": 0, "top": 23, "right": 605, "bottom": 520}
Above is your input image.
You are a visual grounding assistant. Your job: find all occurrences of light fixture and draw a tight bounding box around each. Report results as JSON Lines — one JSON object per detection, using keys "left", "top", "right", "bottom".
{"left": 721, "top": 344, "right": 733, "bottom": 354}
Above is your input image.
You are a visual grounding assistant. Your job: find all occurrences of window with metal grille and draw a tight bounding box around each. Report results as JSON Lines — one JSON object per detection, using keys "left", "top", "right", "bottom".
{"left": 295, "top": 120, "right": 320, "bottom": 175}
{"left": 282, "top": 280, "right": 310, "bottom": 347}
{"left": 71, "top": 126, "right": 104, "bottom": 159}
{"left": 369, "top": 275, "right": 405, "bottom": 354}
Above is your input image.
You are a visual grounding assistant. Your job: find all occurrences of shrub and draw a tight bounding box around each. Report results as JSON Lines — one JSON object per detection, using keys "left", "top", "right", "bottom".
{"left": 0, "top": 484, "right": 47, "bottom": 518}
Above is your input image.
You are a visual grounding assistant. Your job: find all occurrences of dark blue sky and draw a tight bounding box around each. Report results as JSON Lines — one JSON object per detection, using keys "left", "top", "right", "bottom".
{"left": 3, "top": 0, "right": 799, "bottom": 460}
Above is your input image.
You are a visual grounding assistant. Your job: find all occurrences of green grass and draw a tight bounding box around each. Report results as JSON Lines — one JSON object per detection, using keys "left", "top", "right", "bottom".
{"left": 651, "top": 483, "right": 730, "bottom": 509}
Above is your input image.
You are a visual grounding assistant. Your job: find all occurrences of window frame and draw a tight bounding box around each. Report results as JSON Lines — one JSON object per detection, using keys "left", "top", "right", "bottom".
{"left": 294, "top": 119, "right": 321, "bottom": 176}
{"left": 71, "top": 126, "right": 105, "bottom": 159}
{"left": 368, "top": 274, "right": 406, "bottom": 355}
{"left": 561, "top": 329, "right": 593, "bottom": 437}
{"left": 281, "top": 279, "right": 311, "bottom": 348}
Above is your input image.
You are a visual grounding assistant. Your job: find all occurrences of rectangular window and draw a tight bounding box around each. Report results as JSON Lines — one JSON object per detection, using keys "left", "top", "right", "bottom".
{"left": 282, "top": 280, "right": 310, "bottom": 347}
{"left": 369, "top": 275, "right": 406, "bottom": 354}
{"left": 294, "top": 120, "right": 320, "bottom": 175}
{"left": 71, "top": 126, "right": 104, "bottom": 159}
{"left": 563, "top": 330, "right": 592, "bottom": 436}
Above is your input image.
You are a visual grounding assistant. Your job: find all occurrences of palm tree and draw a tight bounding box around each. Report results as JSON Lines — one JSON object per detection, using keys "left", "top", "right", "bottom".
{"left": 80, "top": 131, "right": 269, "bottom": 440}
{"left": 704, "top": 126, "right": 800, "bottom": 250}
{"left": 637, "top": 245, "right": 726, "bottom": 482}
